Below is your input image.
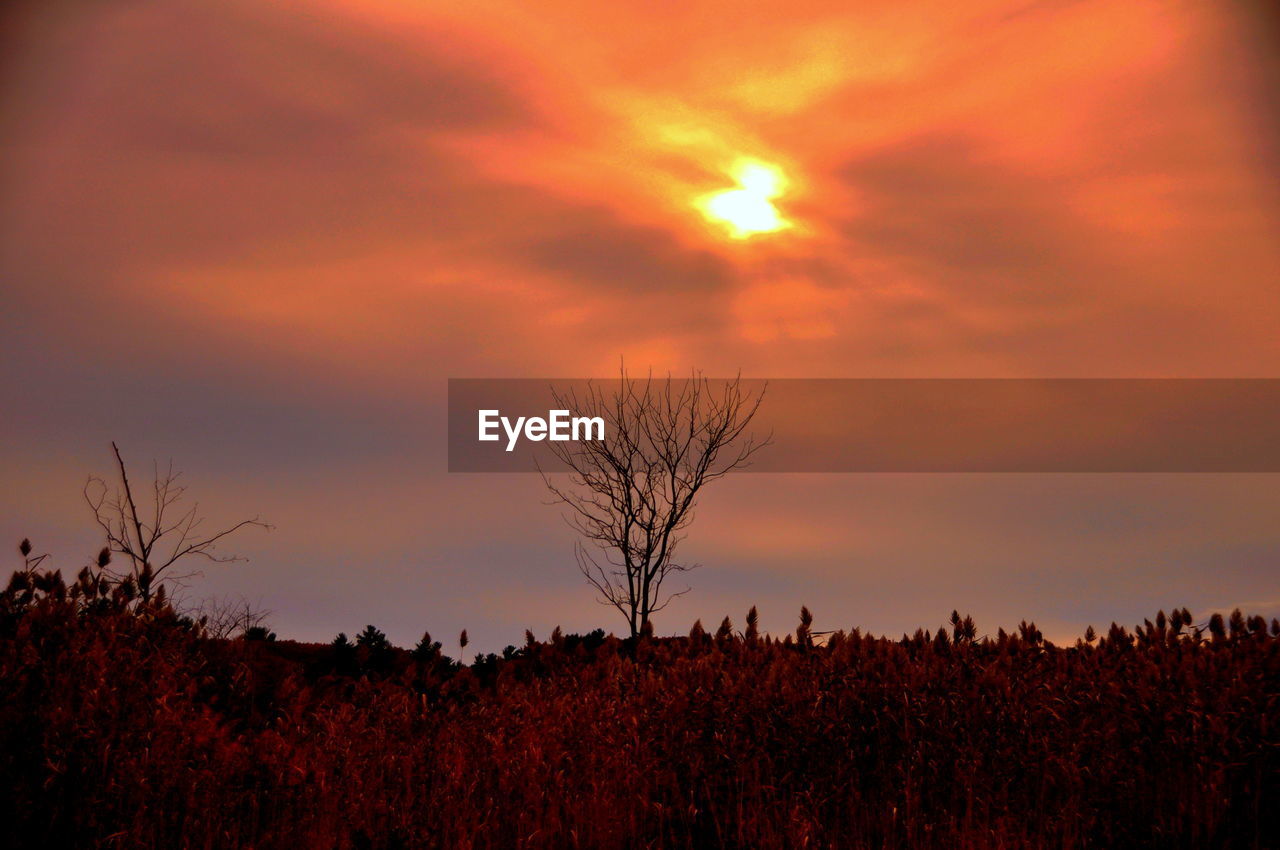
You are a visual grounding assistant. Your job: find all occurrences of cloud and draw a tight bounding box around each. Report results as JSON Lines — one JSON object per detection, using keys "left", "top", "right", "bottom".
{"left": 842, "top": 135, "right": 1096, "bottom": 293}
{"left": 2, "top": 0, "right": 537, "bottom": 149}
{"left": 520, "top": 210, "right": 733, "bottom": 294}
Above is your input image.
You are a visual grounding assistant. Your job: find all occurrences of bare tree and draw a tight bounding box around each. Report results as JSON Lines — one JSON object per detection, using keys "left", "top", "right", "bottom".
{"left": 542, "top": 369, "right": 769, "bottom": 637}
{"left": 193, "top": 595, "right": 274, "bottom": 640}
{"left": 84, "top": 442, "right": 271, "bottom": 602}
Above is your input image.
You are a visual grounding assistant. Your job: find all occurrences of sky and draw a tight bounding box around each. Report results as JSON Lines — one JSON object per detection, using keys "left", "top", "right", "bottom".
{"left": 2, "top": 0, "right": 1279, "bottom": 652}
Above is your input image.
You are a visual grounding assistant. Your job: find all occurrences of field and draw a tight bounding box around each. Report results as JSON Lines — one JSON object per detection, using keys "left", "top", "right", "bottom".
{"left": 2, "top": 566, "right": 1277, "bottom": 849}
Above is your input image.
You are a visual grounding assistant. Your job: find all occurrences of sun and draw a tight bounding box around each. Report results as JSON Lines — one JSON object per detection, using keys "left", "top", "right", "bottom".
{"left": 697, "top": 160, "right": 791, "bottom": 239}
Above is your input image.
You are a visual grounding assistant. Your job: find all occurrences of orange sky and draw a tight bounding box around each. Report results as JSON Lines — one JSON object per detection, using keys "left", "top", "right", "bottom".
{"left": 2, "top": 0, "right": 1279, "bottom": 649}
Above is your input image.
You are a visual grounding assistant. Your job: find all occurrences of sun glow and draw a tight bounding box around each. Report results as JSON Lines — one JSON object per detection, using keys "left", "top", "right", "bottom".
{"left": 698, "top": 160, "right": 791, "bottom": 239}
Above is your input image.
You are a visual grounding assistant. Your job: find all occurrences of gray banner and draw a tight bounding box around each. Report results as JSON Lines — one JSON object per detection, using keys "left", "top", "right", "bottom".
{"left": 448, "top": 378, "right": 1280, "bottom": 472}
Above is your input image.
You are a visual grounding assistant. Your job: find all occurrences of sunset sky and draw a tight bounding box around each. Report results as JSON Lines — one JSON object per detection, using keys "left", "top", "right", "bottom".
{"left": 3, "top": 0, "right": 1279, "bottom": 651}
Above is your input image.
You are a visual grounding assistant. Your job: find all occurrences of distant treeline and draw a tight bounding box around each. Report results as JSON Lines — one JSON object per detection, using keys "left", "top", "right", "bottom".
{"left": 2, "top": 565, "right": 1277, "bottom": 849}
